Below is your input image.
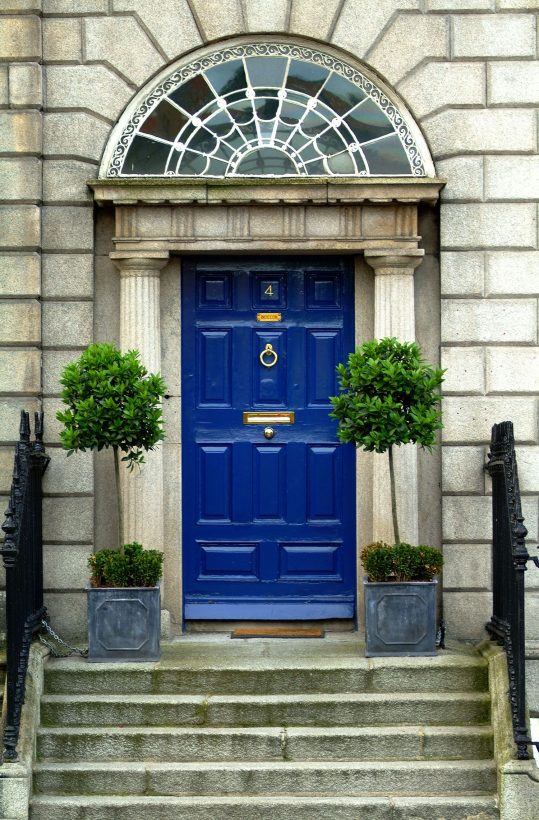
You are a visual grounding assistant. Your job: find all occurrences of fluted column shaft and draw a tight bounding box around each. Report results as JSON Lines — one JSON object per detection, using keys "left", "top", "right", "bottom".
{"left": 111, "top": 251, "right": 169, "bottom": 552}
{"left": 365, "top": 249, "right": 424, "bottom": 545}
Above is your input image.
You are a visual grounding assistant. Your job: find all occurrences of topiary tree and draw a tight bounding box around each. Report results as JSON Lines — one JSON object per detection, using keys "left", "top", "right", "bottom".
{"left": 330, "top": 337, "right": 444, "bottom": 544}
{"left": 56, "top": 343, "right": 167, "bottom": 553}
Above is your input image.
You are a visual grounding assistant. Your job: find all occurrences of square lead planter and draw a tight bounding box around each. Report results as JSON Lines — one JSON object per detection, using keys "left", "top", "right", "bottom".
{"left": 364, "top": 578, "right": 437, "bottom": 657}
{"left": 86, "top": 584, "right": 161, "bottom": 662}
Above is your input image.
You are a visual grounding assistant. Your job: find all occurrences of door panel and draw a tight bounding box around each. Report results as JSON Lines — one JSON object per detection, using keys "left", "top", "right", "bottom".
{"left": 182, "top": 257, "right": 356, "bottom": 620}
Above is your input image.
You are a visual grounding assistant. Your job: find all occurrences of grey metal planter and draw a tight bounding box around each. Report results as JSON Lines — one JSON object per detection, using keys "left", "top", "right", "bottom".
{"left": 364, "top": 578, "right": 437, "bottom": 657}
{"left": 86, "top": 584, "right": 161, "bottom": 663}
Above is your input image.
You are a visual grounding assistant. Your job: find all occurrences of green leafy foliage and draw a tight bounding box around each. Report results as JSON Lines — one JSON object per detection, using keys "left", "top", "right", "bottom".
{"left": 360, "top": 541, "right": 443, "bottom": 583}
{"left": 56, "top": 343, "right": 166, "bottom": 469}
{"left": 88, "top": 542, "right": 164, "bottom": 588}
{"left": 329, "top": 338, "right": 445, "bottom": 453}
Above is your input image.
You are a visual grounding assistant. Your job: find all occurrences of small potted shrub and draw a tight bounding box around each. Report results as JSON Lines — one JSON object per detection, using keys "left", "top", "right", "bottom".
{"left": 330, "top": 337, "right": 444, "bottom": 656}
{"left": 57, "top": 343, "right": 166, "bottom": 662}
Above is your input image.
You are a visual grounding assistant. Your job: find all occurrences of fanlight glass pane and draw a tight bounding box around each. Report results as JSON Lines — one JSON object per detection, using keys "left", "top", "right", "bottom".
{"left": 107, "top": 43, "right": 426, "bottom": 178}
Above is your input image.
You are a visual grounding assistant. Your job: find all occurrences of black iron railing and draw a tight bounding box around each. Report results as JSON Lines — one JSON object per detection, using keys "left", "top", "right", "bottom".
{"left": 486, "top": 420, "right": 539, "bottom": 760}
{"left": 0, "top": 411, "right": 49, "bottom": 762}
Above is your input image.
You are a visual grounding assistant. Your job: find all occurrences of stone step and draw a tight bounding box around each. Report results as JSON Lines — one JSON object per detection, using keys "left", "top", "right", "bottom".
{"left": 29, "top": 794, "right": 500, "bottom": 820}
{"left": 36, "top": 724, "right": 494, "bottom": 763}
{"left": 33, "top": 759, "right": 497, "bottom": 797}
{"left": 40, "top": 691, "right": 491, "bottom": 728}
{"left": 43, "top": 650, "right": 489, "bottom": 696}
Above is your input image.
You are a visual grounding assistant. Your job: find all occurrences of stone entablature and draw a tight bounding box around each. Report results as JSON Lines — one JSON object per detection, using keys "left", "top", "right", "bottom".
{"left": 90, "top": 178, "right": 443, "bottom": 254}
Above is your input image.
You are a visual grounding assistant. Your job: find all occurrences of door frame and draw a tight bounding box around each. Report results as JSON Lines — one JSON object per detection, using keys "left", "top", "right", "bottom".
{"left": 180, "top": 255, "right": 357, "bottom": 621}
{"left": 91, "top": 176, "right": 444, "bottom": 629}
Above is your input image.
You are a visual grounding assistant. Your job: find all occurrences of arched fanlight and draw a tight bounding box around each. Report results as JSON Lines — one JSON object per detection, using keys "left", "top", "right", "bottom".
{"left": 105, "top": 43, "right": 428, "bottom": 178}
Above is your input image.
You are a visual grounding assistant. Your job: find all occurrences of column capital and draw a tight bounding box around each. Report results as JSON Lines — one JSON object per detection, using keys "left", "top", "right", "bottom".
{"left": 110, "top": 251, "right": 170, "bottom": 276}
{"left": 365, "top": 248, "right": 424, "bottom": 275}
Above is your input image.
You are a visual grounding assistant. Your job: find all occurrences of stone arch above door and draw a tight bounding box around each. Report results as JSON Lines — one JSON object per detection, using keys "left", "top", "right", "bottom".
{"left": 99, "top": 37, "right": 436, "bottom": 181}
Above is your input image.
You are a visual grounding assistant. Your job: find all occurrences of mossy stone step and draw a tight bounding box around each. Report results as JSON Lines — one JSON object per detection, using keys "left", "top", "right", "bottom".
{"left": 40, "top": 691, "right": 491, "bottom": 728}
{"left": 36, "top": 724, "right": 494, "bottom": 763}
{"left": 33, "top": 759, "right": 498, "bottom": 798}
{"left": 30, "top": 794, "right": 500, "bottom": 820}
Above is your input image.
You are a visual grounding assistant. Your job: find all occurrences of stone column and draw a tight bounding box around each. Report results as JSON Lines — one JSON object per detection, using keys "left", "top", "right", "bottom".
{"left": 110, "top": 251, "right": 169, "bottom": 552}
{"left": 364, "top": 249, "right": 424, "bottom": 545}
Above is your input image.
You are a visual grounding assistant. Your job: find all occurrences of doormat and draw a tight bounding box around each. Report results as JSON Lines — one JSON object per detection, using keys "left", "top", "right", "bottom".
{"left": 231, "top": 626, "right": 324, "bottom": 639}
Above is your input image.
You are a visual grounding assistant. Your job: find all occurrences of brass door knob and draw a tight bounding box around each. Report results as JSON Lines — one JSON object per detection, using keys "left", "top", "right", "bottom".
{"left": 263, "top": 427, "right": 274, "bottom": 439}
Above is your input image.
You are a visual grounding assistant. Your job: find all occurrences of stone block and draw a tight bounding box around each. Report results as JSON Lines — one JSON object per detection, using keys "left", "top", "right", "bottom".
{"left": 0, "top": 300, "right": 40, "bottom": 344}
{"left": 442, "top": 397, "right": 538, "bottom": 444}
{"left": 45, "top": 65, "right": 132, "bottom": 123}
{"left": 399, "top": 62, "right": 485, "bottom": 121}
{"left": 43, "top": 446, "right": 94, "bottom": 495}
{"left": 42, "top": 253, "right": 93, "bottom": 298}
{"left": 443, "top": 496, "right": 491, "bottom": 542}
{"left": 489, "top": 60, "right": 539, "bottom": 106}
{"left": 441, "top": 347, "right": 485, "bottom": 395}
{"left": 244, "top": 0, "right": 288, "bottom": 31}
{"left": 290, "top": 0, "right": 342, "bottom": 39}
{"left": 368, "top": 13, "right": 448, "bottom": 85}
{"left": 443, "top": 544, "right": 492, "bottom": 590}
{"left": 425, "top": 109, "right": 536, "bottom": 157}
{"left": 0, "top": 774, "right": 31, "bottom": 820}
{"left": 0, "top": 157, "right": 41, "bottom": 202}
{"left": 331, "top": 0, "right": 419, "bottom": 61}
{"left": 485, "top": 251, "right": 539, "bottom": 296}
{"left": 485, "top": 156, "right": 539, "bottom": 201}
{"left": 0, "top": 65, "right": 8, "bottom": 106}
{"left": 436, "top": 157, "right": 484, "bottom": 203}
{"left": 0, "top": 205, "right": 40, "bottom": 250}
{"left": 443, "top": 591, "right": 492, "bottom": 641}
{"left": 9, "top": 62, "right": 42, "bottom": 109}
{"left": 486, "top": 348, "right": 539, "bottom": 395}
{"left": 441, "top": 298, "right": 536, "bottom": 344}
{"left": 43, "top": 544, "right": 93, "bottom": 590}
{"left": 0, "top": 1, "right": 42, "bottom": 9}
{"left": 42, "top": 301, "right": 93, "bottom": 348}
{"left": 428, "top": 0, "right": 491, "bottom": 7}
{"left": 525, "top": 594, "right": 539, "bottom": 641}
{"left": 43, "top": 496, "right": 94, "bottom": 542}
{"left": 43, "top": 348, "right": 78, "bottom": 395}
{"left": 0, "top": 447, "right": 14, "bottom": 494}
{"left": 43, "top": 0, "right": 107, "bottom": 12}
{"left": 0, "top": 347, "right": 41, "bottom": 394}
{"left": 440, "top": 203, "right": 536, "bottom": 250}
{"left": 42, "top": 206, "right": 93, "bottom": 252}
{"left": 0, "top": 111, "right": 41, "bottom": 155}
{"left": 0, "top": 16, "right": 41, "bottom": 61}
{"left": 514, "top": 446, "right": 539, "bottom": 494}
{"left": 43, "top": 159, "right": 94, "bottom": 204}
{"left": 42, "top": 397, "right": 63, "bottom": 444}
{"left": 43, "top": 591, "right": 87, "bottom": 642}
{"left": 453, "top": 14, "right": 536, "bottom": 58}
{"left": 0, "top": 398, "right": 40, "bottom": 444}
{"left": 85, "top": 17, "right": 164, "bottom": 88}
{"left": 442, "top": 446, "right": 487, "bottom": 494}
{"left": 43, "top": 112, "right": 109, "bottom": 162}
{"left": 43, "top": 18, "right": 82, "bottom": 62}
{"left": 440, "top": 251, "right": 484, "bottom": 296}
{"left": 0, "top": 253, "right": 40, "bottom": 296}
{"left": 112, "top": 0, "right": 201, "bottom": 61}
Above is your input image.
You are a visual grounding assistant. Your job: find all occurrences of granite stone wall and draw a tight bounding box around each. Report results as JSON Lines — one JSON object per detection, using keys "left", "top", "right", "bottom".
{"left": 0, "top": 0, "right": 537, "bottom": 643}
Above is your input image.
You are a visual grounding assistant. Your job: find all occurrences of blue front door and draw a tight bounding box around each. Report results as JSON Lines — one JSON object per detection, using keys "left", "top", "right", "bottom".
{"left": 182, "top": 257, "right": 356, "bottom": 620}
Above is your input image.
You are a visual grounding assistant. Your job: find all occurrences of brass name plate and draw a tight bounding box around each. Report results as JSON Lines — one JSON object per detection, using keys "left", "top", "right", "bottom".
{"left": 243, "top": 411, "right": 295, "bottom": 424}
{"left": 257, "top": 312, "right": 281, "bottom": 322}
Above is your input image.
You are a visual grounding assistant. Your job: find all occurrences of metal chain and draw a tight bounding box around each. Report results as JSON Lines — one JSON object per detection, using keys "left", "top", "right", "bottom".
{"left": 39, "top": 619, "right": 88, "bottom": 658}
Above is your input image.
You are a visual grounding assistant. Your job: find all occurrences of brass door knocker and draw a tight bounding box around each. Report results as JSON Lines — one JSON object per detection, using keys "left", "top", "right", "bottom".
{"left": 259, "top": 343, "right": 278, "bottom": 368}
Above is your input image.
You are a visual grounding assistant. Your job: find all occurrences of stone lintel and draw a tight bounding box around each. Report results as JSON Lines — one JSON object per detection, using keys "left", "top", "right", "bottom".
{"left": 89, "top": 177, "right": 445, "bottom": 207}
